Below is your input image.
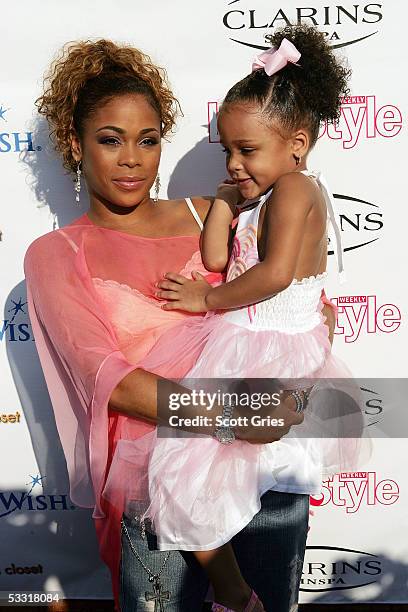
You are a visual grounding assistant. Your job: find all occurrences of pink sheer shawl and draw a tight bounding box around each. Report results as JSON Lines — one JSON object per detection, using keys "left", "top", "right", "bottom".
{"left": 24, "top": 213, "right": 220, "bottom": 610}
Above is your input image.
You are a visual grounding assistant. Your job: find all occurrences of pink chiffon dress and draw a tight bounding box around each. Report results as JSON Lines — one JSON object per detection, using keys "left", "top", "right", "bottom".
{"left": 101, "top": 170, "right": 370, "bottom": 552}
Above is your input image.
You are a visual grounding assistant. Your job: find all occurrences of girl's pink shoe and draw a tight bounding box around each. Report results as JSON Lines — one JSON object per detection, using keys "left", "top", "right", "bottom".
{"left": 211, "top": 589, "right": 265, "bottom": 612}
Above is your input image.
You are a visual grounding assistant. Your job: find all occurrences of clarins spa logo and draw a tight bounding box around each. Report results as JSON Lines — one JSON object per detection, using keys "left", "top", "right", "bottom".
{"left": 222, "top": 1, "right": 383, "bottom": 50}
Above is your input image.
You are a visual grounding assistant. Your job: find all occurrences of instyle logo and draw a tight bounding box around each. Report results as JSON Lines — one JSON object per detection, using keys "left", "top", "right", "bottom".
{"left": 301, "top": 546, "right": 382, "bottom": 591}
{"left": 331, "top": 295, "right": 401, "bottom": 343}
{"left": 222, "top": 2, "right": 383, "bottom": 50}
{"left": 310, "top": 472, "right": 399, "bottom": 513}
{"left": 1, "top": 296, "right": 33, "bottom": 342}
{"left": 207, "top": 96, "right": 402, "bottom": 149}
{"left": 0, "top": 475, "right": 76, "bottom": 518}
{"left": 318, "top": 95, "right": 403, "bottom": 149}
{"left": 0, "top": 105, "right": 40, "bottom": 153}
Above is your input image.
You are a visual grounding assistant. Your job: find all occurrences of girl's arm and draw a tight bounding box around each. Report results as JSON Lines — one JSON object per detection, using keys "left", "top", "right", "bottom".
{"left": 159, "top": 173, "right": 314, "bottom": 312}
{"left": 200, "top": 183, "right": 240, "bottom": 272}
{"left": 206, "top": 173, "right": 315, "bottom": 309}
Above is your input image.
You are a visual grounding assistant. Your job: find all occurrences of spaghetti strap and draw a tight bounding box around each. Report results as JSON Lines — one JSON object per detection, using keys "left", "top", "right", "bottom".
{"left": 301, "top": 169, "right": 346, "bottom": 284}
{"left": 59, "top": 230, "right": 79, "bottom": 253}
{"left": 185, "top": 198, "right": 204, "bottom": 231}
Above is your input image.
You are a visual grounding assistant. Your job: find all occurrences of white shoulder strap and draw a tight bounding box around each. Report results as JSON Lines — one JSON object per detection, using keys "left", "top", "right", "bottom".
{"left": 185, "top": 198, "right": 204, "bottom": 231}
{"left": 312, "top": 171, "right": 346, "bottom": 284}
{"left": 59, "top": 229, "right": 79, "bottom": 253}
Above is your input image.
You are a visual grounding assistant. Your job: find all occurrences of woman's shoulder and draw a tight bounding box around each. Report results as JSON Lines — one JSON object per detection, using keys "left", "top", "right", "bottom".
{"left": 24, "top": 226, "right": 81, "bottom": 271}
{"left": 24, "top": 232, "right": 54, "bottom": 280}
{"left": 25, "top": 229, "right": 57, "bottom": 259}
{"left": 189, "top": 196, "right": 214, "bottom": 219}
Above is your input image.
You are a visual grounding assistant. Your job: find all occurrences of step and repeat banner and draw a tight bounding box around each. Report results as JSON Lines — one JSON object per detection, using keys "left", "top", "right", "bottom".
{"left": 1, "top": 0, "right": 407, "bottom": 606}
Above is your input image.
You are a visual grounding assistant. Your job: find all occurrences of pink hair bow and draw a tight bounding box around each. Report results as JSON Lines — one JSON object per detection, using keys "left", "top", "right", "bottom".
{"left": 252, "top": 38, "right": 301, "bottom": 76}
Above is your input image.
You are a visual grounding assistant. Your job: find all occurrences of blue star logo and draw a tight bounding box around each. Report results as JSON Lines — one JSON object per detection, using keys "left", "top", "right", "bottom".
{"left": 26, "top": 474, "right": 46, "bottom": 490}
{"left": 0, "top": 105, "right": 10, "bottom": 121}
{"left": 7, "top": 297, "right": 27, "bottom": 323}
{"left": 0, "top": 475, "right": 47, "bottom": 519}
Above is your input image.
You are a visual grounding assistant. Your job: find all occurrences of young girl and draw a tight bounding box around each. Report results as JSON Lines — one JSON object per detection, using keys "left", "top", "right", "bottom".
{"left": 103, "top": 25, "right": 367, "bottom": 612}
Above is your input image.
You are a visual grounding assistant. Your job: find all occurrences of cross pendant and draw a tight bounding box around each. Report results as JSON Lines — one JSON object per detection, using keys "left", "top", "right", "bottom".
{"left": 145, "top": 576, "right": 171, "bottom": 612}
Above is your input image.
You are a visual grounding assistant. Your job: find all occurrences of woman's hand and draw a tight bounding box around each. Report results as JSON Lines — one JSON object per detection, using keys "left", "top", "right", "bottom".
{"left": 322, "top": 302, "right": 336, "bottom": 344}
{"left": 156, "top": 271, "right": 212, "bottom": 312}
{"left": 234, "top": 392, "right": 305, "bottom": 444}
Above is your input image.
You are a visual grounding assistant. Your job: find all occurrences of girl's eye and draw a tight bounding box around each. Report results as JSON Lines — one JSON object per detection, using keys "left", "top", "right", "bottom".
{"left": 221, "top": 147, "right": 230, "bottom": 155}
{"left": 241, "top": 148, "right": 255, "bottom": 154}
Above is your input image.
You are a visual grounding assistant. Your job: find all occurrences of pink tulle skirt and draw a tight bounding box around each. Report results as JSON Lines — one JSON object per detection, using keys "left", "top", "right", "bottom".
{"left": 102, "top": 308, "right": 370, "bottom": 550}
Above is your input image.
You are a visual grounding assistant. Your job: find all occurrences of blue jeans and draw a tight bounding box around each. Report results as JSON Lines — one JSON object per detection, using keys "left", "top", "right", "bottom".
{"left": 119, "top": 490, "right": 309, "bottom": 612}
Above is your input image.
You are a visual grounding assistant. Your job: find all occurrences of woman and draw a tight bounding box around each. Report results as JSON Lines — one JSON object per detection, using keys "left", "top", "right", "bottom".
{"left": 24, "top": 39, "right": 335, "bottom": 612}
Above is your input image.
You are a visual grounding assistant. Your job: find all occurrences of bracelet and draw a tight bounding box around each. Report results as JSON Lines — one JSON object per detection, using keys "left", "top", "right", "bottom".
{"left": 289, "top": 388, "right": 312, "bottom": 413}
{"left": 212, "top": 401, "right": 236, "bottom": 444}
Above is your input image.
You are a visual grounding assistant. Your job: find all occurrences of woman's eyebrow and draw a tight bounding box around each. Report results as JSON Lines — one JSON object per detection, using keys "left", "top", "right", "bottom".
{"left": 95, "top": 126, "right": 159, "bottom": 134}
{"left": 96, "top": 125, "right": 125, "bottom": 134}
{"left": 140, "top": 127, "right": 160, "bottom": 135}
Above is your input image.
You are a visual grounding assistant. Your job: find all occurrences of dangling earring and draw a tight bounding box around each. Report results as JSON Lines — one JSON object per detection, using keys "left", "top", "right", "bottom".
{"left": 74, "top": 161, "right": 82, "bottom": 205}
{"left": 294, "top": 154, "right": 301, "bottom": 166}
{"left": 153, "top": 173, "right": 161, "bottom": 203}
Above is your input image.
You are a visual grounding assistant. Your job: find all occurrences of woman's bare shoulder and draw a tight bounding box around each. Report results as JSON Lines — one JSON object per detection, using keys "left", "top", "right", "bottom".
{"left": 165, "top": 196, "right": 214, "bottom": 224}
{"left": 187, "top": 196, "right": 214, "bottom": 224}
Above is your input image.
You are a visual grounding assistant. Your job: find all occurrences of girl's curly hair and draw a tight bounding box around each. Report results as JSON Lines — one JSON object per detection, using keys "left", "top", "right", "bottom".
{"left": 222, "top": 24, "right": 351, "bottom": 147}
{"left": 36, "top": 39, "right": 181, "bottom": 172}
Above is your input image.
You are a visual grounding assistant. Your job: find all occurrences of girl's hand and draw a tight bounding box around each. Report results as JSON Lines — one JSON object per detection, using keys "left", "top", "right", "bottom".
{"left": 216, "top": 180, "right": 242, "bottom": 213}
{"left": 156, "top": 271, "right": 212, "bottom": 313}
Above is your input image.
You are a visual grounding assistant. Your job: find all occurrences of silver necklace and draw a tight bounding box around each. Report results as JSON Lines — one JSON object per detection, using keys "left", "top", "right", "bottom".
{"left": 121, "top": 517, "right": 171, "bottom": 611}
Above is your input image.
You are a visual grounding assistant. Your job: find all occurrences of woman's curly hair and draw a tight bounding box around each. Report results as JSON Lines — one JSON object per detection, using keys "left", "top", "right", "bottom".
{"left": 36, "top": 39, "right": 181, "bottom": 172}
{"left": 222, "top": 24, "right": 351, "bottom": 147}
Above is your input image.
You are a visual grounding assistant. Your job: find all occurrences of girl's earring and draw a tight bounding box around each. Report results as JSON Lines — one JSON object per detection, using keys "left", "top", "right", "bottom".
{"left": 153, "top": 173, "right": 161, "bottom": 203}
{"left": 74, "top": 161, "right": 82, "bottom": 205}
{"left": 294, "top": 154, "right": 301, "bottom": 166}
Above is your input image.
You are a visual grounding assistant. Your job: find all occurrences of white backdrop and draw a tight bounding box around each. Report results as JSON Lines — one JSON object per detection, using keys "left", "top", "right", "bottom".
{"left": 1, "top": 0, "right": 407, "bottom": 605}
